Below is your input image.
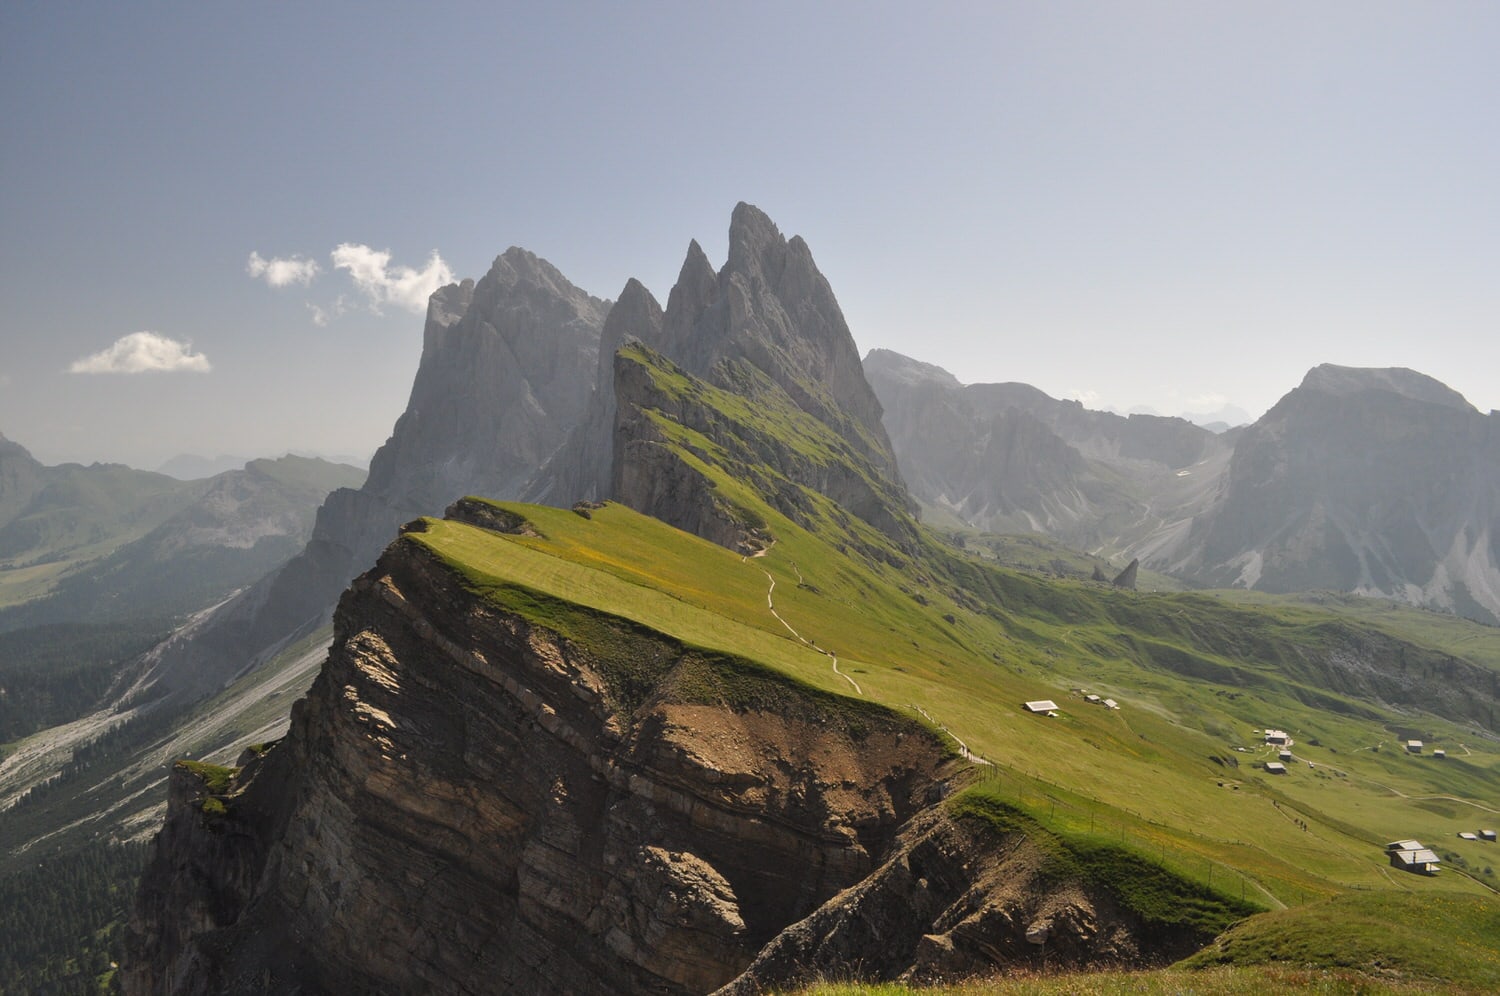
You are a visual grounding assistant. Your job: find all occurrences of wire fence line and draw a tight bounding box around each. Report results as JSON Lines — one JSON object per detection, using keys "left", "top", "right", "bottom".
{"left": 969, "top": 763, "right": 1289, "bottom": 909}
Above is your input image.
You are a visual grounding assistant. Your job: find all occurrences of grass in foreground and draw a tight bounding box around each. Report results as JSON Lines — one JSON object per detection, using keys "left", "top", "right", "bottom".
{"left": 789, "top": 962, "right": 1466, "bottom": 994}
{"left": 1182, "top": 890, "right": 1500, "bottom": 991}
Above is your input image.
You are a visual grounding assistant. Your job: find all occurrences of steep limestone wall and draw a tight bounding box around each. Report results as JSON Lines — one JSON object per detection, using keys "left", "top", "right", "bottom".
{"left": 126, "top": 528, "right": 954, "bottom": 994}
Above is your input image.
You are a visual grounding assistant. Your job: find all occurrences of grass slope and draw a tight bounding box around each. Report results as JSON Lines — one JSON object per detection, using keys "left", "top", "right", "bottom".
{"left": 411, "top": 491, "right": 1500, "bottom": 901}
{"left": 399, "top": 346, "right": 1500, "bottom": 984}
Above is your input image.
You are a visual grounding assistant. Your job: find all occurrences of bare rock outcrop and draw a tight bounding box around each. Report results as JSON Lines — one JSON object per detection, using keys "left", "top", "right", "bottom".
{"left": 539, "top": 204, "right": 918, "bottom": 548}
{"left": 717, "top": 809, "right": 1170, "bottom": 993}
{"left": 527, "top": 277, "right": 665, "bottom": 505}
{"left": 1172, "top": 364, "right": 1500, "bottom": 623}
{"left": 131, "top": 254, "right": 607, "bottom": 704}
{"left": 125, "top": 522, "right": 956, "bottom": 994}
{"left": 864, "top": 348, "right": 1228, "bottom": 557}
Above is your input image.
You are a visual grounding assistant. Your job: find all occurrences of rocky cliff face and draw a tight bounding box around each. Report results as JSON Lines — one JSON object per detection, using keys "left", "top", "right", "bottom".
{"left": 611, "top": 344, "right": 921, "bottom": 557}
{"left": 126, "top": 502, "right": 1228, "bottom": 994}
{"left": 539, "top": 204, "right": 916, "bottom": 545}
{"left": 131, "top": 254, "right": 607, "bottom": 703}
{"left": 1170, "top": 364, "right": 1500, "bottom": 622}
{"left": 865, "top": 349, "right": 1229, "bottom": 558}
{"left": 125, "top": 509, "right": 958, "bottom": 994}
{"left": 527, "top": 277, "right": 665, "bottom": 505}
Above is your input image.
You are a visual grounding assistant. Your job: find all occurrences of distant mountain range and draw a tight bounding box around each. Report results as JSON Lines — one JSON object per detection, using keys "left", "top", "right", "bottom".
{"left": 5, "top": 205, "right": 1499, "bottom": 993}
{"left": 869, "top": 353, "right": 1500, "bottom": 624}
{"left": 155, "top": 452, "right": 371, "bottom": 481}
{"left": 864, "top": 349, "right": 1233, "bottom": 559}
{"left": 116, "top": 206, "right": 1500, "bottom": 994}
{"left": 0, "top": 442, "right": 365, "bottom": 630}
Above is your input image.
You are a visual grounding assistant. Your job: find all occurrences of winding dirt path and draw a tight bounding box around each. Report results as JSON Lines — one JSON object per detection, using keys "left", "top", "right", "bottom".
{"left": 911, "top": 704, "right": 992, "bottom": 766}
{"left": 756, "top": 566, "right": 861, "bottom": 696}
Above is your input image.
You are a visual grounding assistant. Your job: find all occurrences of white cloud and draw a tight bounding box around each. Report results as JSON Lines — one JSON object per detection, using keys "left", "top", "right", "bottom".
{"left": 247, "top": 251, "right": 321, "bottom": 287}
{"left": 331, "top": 243, "right": 453, "bottom": 314}
{"left": 307, "top": 295, "right": 354, "bottom": 327}
{"left": 68, "top": 332, "right": 212, "bottom": 375}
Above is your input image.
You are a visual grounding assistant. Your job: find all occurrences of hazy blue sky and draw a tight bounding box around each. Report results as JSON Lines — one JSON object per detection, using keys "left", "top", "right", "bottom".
{"left": 3, "top": 2, "right": 1496, "bottom": 469}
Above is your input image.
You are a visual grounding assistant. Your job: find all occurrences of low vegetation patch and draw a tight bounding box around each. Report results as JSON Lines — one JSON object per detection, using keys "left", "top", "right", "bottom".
{"left": 176, "top": 759, "right": 239, "bottom": 816}
{"left": 951, "top": 787, "right": 1261, "bottom": 939}
{"left": 1181, "top": 890, "right": 1500, "bottom": 991}
{"left": 787, "top": 962, "right": 1461, "bottom": 994}
{"left": 414, "top": 529, "right": 944, "bottom": 746}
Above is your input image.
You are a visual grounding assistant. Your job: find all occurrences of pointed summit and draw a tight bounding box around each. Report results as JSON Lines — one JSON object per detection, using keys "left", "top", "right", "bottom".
{"left": 366, "top": 250, "right": 607, "bottom": 507}
{"left": 661, "top": 239, "right": 718, "bottom": 363}
{"left": 525, "top": 278, "right": 664, "bottom": 506}
{"left": 594, "top": 277, "right": 664, "bottom": 397}
{"left": 607, "top": 203, "right": 918, "bottom": 545}
{"left": 141, "top": 248, "right": 609, "bottom": 705}
{"left": 690, "top": 204, "right": 901, "bottom": 486}
{"left": 726, "top": 201, "right": 784, "bottom": 276}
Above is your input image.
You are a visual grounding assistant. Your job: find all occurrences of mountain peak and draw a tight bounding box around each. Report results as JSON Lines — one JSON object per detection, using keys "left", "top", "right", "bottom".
{"left": 480, "top": 247, "right": 595, "bottom": 302}
{"left": 726, "top": 202, "right": 784, "bottom": 276}
{"left": 0, "top": 431, "right": 36, "bottom": 462}
{"left": 1298, "top": 364, "right": 1473, "bottom": 412}
{"left": 863, "top": 349, "right": 963, "bottom": 391}
{"left": 598, "top": 278, "right": 664, "bottom": 392}
{"left": 677, "top": 240, "right": 717, "bottom": 296}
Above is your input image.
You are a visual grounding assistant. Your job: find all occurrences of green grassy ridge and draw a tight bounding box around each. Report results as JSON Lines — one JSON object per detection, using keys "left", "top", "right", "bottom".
{"left": 402, "top": 347, "right": 1500, "bottom": 947}
{"left": 928, "top": 546, "right": 1500, "bottom": 759}
{"left": 1218, "top": 589, "right": 1500, "bottom": 675}
{"left": 422, "top": 471, "right": 1499, "bottom": 906}
{"left": 405, "top": 518, "right": 950, "bottom": 746}
{"left": 1182, "top": 890, "right": 1500, "bottom": 991}
{"left": 633, "top": 345, "right": 898, "bottom": 498}
{"left": 789, "top": 963, "right": 1465, "bottom": 994}
{"left": 411, "top": 496, "right": 1490, "bottom": 910}
{"left": 623, "top": 345, "right": 917, "bottom": 552}
{"left": 950, "top": 787, "right": 1261, "bottom": 937}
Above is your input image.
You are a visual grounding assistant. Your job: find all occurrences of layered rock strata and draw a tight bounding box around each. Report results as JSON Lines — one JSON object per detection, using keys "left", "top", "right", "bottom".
{"left": 126, "top": 514, "right": 955, "bottom": 993}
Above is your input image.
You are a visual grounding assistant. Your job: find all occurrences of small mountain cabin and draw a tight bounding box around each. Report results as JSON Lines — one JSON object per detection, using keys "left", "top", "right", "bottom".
{"left": 1387, "top": 840, "right": 1440, "bottom": 875}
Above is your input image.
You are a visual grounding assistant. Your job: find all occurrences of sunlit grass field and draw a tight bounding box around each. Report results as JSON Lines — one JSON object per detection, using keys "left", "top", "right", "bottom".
{"left": 409, "top": 493, "right": 1500, "bottom": 909}
{"left": 404, "top": 345, "right": 1498, "bottom": 984}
